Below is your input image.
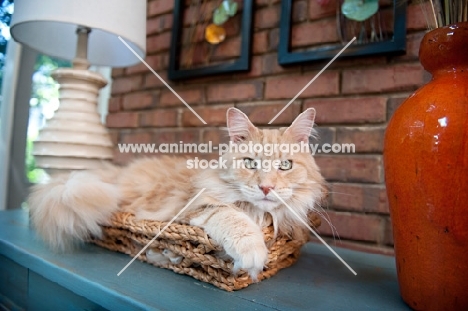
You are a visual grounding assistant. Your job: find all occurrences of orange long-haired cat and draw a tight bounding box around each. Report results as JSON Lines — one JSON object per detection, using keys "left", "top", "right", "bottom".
{"left": 29, "top": 107, "right": 325, "bottom": 279}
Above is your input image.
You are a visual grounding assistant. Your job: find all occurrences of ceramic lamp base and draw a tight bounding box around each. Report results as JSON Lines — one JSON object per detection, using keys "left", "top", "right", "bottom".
{"left": 33, "top": 68, "right": 113, "bottom": 175}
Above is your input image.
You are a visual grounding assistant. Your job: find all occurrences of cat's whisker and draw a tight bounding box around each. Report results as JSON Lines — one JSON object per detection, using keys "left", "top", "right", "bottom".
{"left": 271, "top": 190, "right": 357, "bottom": 276}
{"left": 289, "top": 195, "right": 340, "bottom": 240}
{"left": 324, "top": 191, "right": 356, "bottom": 197}
{"left": 312, "top": 205, "right": 341, "bottom": 243}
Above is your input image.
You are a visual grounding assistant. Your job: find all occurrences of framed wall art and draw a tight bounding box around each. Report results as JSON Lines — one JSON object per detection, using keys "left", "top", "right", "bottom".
{"left": 278, "top": 0, "right": 407, "bottom": 66}
{"left": 168, "top": 0, "right": 253, "bottom": 80}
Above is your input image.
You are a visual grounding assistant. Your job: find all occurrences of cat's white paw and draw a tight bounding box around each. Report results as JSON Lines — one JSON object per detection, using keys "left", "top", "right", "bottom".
{"left": 228, "top": 235, "right": 268, "bottom": 281}
{"left": 146, "top": 248, "right": 169, "bottom": 264}
{"left": 162, "top": 249, "right": 183, "bottom": 264}
{"left": 146, "top": 248, "right": 184, "bottom": 265}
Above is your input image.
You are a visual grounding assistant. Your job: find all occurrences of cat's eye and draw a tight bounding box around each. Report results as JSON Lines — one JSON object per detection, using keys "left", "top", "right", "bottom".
{"left": 279, "top": 160, "right": 292, "bottom": 171}
{"left": 243, "top": 158, "right": 258, "bottom": 170}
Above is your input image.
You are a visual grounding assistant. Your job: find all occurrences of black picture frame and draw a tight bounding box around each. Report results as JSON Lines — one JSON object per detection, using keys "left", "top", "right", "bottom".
{"left": 278, "top": 0, "right": 407, "bottom": 66}
{"left": 168, "top": 0, "right": 253, "bottom": 81}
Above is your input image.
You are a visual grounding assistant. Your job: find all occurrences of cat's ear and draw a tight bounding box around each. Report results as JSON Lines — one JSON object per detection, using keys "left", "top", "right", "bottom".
{"left": 226, "top": 108, "right": 256, "bottom": 142}
{"left": 284, "top": 108, "right": 317, "bottom": 142}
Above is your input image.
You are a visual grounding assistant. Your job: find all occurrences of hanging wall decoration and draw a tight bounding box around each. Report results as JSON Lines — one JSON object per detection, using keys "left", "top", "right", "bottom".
{"left": 278, "top": 0, "right": 406, "bottom": 66}
{"left": 169, "top": 0, "right": 253, "bottom": 80}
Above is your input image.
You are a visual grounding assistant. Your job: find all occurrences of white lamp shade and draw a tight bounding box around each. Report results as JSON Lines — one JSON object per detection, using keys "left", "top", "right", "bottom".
{"left": 10, "top": 0, "right": 147, "bottom": 67}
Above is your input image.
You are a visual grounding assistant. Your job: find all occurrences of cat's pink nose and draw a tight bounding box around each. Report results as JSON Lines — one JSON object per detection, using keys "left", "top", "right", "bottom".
{"left": 259, "top": 185, "right": 274, "bottom": 195}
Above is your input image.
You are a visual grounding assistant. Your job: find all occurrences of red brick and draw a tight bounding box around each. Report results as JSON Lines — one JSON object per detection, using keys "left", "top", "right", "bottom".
{"left": 160, "top": 88, "right": 204, "bottom": 107}
{"left": 265, "top": 72, "right": 339, "bottom": 99}
{"left": 314, "top": 127, "right": 336, "bottom": 146}
{"left": 247, "top": 56, "right": 263, "bottom": 77}
{"left": 182, "top": 106, "right": 229, "bottom": 127}
{"left": 324, "top": 55, "right": 387, "bottom": 70}
{"left": 111, "top": 76, "right": 143, "bottom": 95}
{"left": 179, "top": 130, "right": 201, "bottom": 144}
{"left": 407, "top": 2, "right": 434, "bottom": 30}
{"left": 395, "top": 31, "right": 425, "bottom": 61}
{"left": 121, "top": 131, "right": 153, "bottom": 144}
{"left": 236, "top": 101, "right": 301, "bottom": 125}
{"left": 314, "top": 155, "right": 383, "bottom": 183}
{"left": 308, "top": 0, "right": 337, "bottom": 20}
{"left": 147, "top": 32, "right": 172, "bottom": 54}
{"left": 160, "top": 54, "right": 169, "bottom": 70}
{"left": 262, "top": 53, "right": 295, "bottom": 75}
{"left": 140, "top": 109, "right": 178, "bottom": 127}
{"left": 125, "top": 63, "right": 148, "bottom": 76}
{"left": 238, "top": 55, "right": 263, "bottom": 78}
{"left": 147, "top": 14, "right": 173, "bottom": 35}
{"left": 387, "top": 97, "right": 406, "bottom": 119}
{"left": 108, "top": 97, "right": 121, "bottom": 113}
{"left": 292, "top": 0, "right": 308, "bottom": 22}
{"left": 106, "top": 112, "right": 139, "bottom": 128}
{"left": 255, "top": 6, "right": 279, "bottom": 29}
{"left": 144, "top": 71, "right": 170, "bottom": 89}
{"left": 153, "top": 130, "right": 201, "bottom": 145}
{"left": 212, "top": 37, "right": 241, "bottom": 60}
{"left": 253, "top": 31, "right": 269, "bottom": 55}
{"left": 126, "top": 55, "right": 166, "bottom": 75}
{"left": 113, "top": 148, "right": 135, "bottom": 165}
{"left": 317, "top": 211, "right": 385, "bottom": 243}
{"left": 342, "top": 65, "right": 426, "bottom": 94}
{"left": 304, "top": 97, "right": 387, "bottom": 125}
{"left": 152, "top": 131, "right": 176, "bottom": 144}
{"left": 122, "top": 92, "right": 155, "bottom": 111}
{"left": 336, "top": 126, "right": 386, "bottom": 153}
{"left": 330, "top": 183, "right": 389, "bottom": 214}
{"left": 291, "top": 19, "right": 338, "bottom": 47}
{"left": 148, "top": 0, "right": 174, "bottom": 16}
{"left": 383, "top": 217, "right": 394, "bottom": 246}
{"left": 207, "top": 82, "right": 263, "bottom": 103}
{"left": 111, "top": 68, "right": 125, "bottom": 78}
{"left": 329, "top": 183, "right": 362, "bottom": 212}
{"left": 109, "top": 130, "right": 120, "bottom": 145}
{"left": 202, "top": 129, "right": 230, "bottom": 145}
{"left": 268, "top": 28, "right": 279, "bottom": 51}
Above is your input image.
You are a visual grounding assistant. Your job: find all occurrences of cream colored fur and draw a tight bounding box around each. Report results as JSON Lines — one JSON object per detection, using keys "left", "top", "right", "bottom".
{"left": 28, "top": 108, "right": 325, "bottom": 279}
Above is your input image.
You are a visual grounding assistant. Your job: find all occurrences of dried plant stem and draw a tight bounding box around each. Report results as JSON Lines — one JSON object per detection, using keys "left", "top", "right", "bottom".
{"left": 428, "top": 0, "right": 439, "bottom": 28}
{"left": 465, "top": 0, "right": 468, "bottom": 21}
{"left": 429, "top": 0, "right": 468, "bottom": 27}
{"left": 434, "top": 0, "right": 444, "bottom": 27}
{"left": 444, "top": 0, "right": 450, "bottom": 25}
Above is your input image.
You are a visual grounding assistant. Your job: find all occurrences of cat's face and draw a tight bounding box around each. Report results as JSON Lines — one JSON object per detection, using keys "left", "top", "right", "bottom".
{"left": 220, "top": 108, "right": 324, "bottom": 212}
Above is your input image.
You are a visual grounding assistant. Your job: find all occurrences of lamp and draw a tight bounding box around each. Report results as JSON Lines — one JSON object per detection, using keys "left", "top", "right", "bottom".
{"left": 10, "top": 0, "right": 146, "bottom": 175}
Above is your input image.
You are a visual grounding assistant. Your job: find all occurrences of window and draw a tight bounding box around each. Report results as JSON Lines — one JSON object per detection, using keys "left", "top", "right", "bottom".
{"left": 26, "top": 55, "right": 71, "bottom": 183}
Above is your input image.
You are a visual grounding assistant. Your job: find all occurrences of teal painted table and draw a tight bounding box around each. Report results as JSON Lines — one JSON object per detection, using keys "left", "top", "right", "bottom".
{"left": 0, "top": 209, "right": 410, "bottom": 310}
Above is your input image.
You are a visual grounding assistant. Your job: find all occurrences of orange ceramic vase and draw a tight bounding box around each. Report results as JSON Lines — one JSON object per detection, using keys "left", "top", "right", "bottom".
{"left": 384, "top": 23, "right": 468, "bottom": 310}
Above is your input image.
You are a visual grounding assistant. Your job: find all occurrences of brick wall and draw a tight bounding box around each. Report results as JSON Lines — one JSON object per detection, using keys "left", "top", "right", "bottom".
{"left": 107, "top": 0, "right": 430, "bottom": 255}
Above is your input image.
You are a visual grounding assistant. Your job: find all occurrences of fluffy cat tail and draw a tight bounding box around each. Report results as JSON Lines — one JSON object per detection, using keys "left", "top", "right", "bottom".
{"left": 28, "top": 167, "right": 121, "bottom": 251}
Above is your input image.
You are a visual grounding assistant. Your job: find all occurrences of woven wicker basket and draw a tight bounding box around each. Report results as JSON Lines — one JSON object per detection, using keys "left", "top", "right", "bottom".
{"left": 90, "top": 212, "right": 321, "bottom": 291}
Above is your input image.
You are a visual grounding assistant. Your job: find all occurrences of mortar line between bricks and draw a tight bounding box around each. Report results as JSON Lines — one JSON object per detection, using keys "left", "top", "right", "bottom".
{"left": 118, "top": 36, "right": 207, "bottom": 125}
{"left": 268, "top": 37, "right": 356, "bottom": 124}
